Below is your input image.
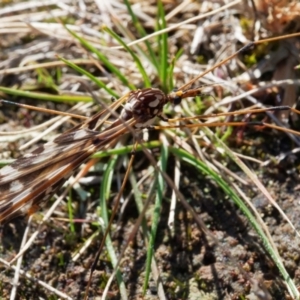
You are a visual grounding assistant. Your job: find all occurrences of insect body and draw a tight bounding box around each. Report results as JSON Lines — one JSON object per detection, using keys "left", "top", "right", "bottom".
{"left": 0, "top": 87, "right": 194, "bottom": 223}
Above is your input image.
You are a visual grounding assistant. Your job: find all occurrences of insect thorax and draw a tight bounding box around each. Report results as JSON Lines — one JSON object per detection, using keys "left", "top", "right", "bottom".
{"left": 121, "top": 88, "right": 167, "bottom": 125}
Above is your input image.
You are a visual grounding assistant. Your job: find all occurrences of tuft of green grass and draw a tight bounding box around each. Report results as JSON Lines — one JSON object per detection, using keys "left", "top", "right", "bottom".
{"left": 1, "top": 2, "right": 299, "bottom": 299}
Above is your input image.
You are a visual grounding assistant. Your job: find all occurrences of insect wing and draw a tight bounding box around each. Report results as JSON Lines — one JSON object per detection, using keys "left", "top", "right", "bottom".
{"left": 0, "top": 102, "right": 133, "bottom": 223}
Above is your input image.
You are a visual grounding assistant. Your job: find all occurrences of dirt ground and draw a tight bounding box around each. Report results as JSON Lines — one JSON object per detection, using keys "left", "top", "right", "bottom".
{"left": 1, "top": 142, "right": 300, "bottom": 299}
{"left": 1, "top": 1, "right": 300, "bottom": 300}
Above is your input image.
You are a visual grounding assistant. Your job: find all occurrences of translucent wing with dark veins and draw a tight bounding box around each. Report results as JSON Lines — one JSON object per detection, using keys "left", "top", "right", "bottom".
{"left": 0, "top": 88, "right": 176, "bottom": 223}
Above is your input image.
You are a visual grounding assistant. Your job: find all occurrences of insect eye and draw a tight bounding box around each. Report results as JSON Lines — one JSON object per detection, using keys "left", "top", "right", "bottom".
{"left": 173, "top": 95, "right": 182, "bottom": 105}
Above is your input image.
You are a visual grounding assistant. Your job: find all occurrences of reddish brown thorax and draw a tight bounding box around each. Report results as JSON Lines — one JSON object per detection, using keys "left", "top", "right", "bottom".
{"left": 120, "top": 87, "right": 186, "bottom": 127}
{"left": 121, "top": 88, "right": 168, "bottom": 126}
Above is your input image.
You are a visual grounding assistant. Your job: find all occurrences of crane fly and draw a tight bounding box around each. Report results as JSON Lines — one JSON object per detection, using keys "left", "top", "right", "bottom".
{"left": 2, "top": 31, "right": 300, "bottom": 300}
{"left": 0, "top": 87, "right": 205, "bottom": 224}
{"left": 1, "top": 32, "right": 300, "bottom": 225}
{"left": 1, "top": 83, "right": 299, "bottom": 231}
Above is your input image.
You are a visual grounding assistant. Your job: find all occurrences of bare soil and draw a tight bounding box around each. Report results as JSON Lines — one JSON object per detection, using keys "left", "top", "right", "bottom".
{"left": 1, "top": 1, "right": 300, "bottom": 300}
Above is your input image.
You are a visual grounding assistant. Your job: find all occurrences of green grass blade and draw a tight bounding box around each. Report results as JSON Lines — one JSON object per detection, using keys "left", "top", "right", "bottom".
{"left": 143, "top": 143, "right": 168, "bottom": 293}
{"left": 64, "top": 26, "right": 135, "bottom": 90}
{"left": 100, "top": 156, "right": 127, "bottom": 298}
{"left": 168, "top": 49, "right": 183, "bottom": 91}
{"left": 35, "top": 67, "right": 59, "bottom": 92}
{"left": 67, "top": 191, "right": 75, "bottom": 234}
{"left": 102, "top": 26, "right": 151, "bottom": 88}
{"left": 58, "top": 56, "right": 119, "bottom": 98}
{"left": 123, "top": 0, "right": 159, "bottom": 70}
{"left": 157, "top": 0, "right": 168, "bottom": 92}
{"left": 92, "top": 141, "right": 161, "bottom": 159}
{"left": 0, "top": 86, "right": 93, "bottom": 103}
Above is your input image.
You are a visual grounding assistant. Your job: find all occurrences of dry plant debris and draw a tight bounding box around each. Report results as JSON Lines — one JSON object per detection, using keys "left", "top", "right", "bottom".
{"left": 0, "top": 0, "right": 300, "bottom": 299}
